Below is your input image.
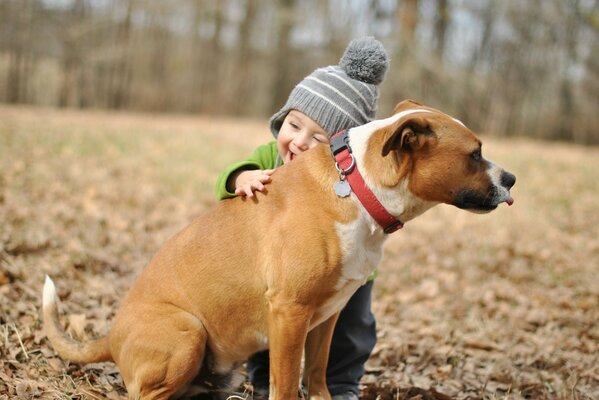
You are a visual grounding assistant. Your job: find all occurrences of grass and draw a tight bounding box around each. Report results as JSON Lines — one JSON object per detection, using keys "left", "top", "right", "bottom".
{"left": 1, "top": 104, "right": 598, "bottom": 399}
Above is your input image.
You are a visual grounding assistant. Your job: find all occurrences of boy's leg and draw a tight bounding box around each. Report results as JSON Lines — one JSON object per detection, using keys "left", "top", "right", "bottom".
{"left": 326, "top": 281, "right": 377, "bottom": 398}
{"left": 247, "top": 350, "right": 270, "bottom": 397}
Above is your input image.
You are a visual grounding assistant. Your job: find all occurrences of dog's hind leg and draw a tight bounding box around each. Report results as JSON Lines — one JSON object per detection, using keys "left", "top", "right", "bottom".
{"left": 115, "top": 308, "right": 208, "bottom": 400}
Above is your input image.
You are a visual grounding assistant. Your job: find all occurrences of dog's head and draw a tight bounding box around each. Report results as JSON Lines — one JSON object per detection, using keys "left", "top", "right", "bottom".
{"left": 352, "top": 100, "right": 515, "bottom": 220}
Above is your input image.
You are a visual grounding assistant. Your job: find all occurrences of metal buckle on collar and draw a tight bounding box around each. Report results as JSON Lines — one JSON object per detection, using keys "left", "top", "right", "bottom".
{"left": 330, "top": 130, "right": 350, "bottom": 156}
{"left": 330, "top": 129, "right": 355, "bottom": 175}
{"left": 335, "top": 154, "right": 355, "bottom": 176}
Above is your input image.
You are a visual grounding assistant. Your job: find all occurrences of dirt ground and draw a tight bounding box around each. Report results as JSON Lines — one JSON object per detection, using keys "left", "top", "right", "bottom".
{"left": 0, "top": 105, "right": 598, "bottom": 400}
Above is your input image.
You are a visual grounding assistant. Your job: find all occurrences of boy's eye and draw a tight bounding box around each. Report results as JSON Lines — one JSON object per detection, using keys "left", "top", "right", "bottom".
{"left": 290, "top": 122, "right": 300, "bottom": 130}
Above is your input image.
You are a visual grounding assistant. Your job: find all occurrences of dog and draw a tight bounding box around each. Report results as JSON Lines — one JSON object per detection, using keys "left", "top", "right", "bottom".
{"left": 43, "top": 100, "right": 515, "bottom": 400}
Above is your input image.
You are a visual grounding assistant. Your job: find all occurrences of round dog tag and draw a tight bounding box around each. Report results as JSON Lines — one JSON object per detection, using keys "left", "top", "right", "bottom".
{"left": 334, "top": 180, "right": 351, "bottom": 197}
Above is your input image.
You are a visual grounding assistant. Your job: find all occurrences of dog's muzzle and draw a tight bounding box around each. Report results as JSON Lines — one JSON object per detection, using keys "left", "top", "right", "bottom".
{"left": 454, "top": 171, "right": 516, "bottom": 213}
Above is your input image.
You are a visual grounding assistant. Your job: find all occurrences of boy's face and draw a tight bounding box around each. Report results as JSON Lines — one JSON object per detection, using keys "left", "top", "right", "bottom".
{"left": 277, "top": 110, "right": 329, "bottom": 164}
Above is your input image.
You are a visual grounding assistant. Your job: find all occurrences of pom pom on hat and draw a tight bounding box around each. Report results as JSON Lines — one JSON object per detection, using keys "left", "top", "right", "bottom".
{"left": 339, "top": 36, "right": 389, "bottom": 85}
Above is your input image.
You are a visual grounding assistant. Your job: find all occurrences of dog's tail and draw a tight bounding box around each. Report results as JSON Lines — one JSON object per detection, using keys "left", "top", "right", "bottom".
{"left": 42, "top": 275, "right": 113, "bottom": 364}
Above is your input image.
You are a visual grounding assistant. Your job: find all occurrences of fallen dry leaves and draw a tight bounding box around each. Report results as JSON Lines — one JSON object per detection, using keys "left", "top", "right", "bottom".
{"left": 0, "top": 105, "right": 597, "bottom": 399}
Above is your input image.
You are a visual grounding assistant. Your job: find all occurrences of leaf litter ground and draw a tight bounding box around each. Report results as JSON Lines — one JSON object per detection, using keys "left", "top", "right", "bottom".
{"left": 1, "top": 106, "right": 598, "bottom": 399}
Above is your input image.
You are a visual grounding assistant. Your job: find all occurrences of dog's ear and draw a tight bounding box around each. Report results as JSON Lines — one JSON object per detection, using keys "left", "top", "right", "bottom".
{"left": 381, "top": 116, "right": 435, "bottom": 156}
{"left": 393, "top": 99, "right": 425, "bottom": 114}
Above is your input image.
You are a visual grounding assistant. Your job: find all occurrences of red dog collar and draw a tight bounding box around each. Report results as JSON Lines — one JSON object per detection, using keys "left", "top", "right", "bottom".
{"left": 330, "top": 130, "right": 403, "bottom": 234}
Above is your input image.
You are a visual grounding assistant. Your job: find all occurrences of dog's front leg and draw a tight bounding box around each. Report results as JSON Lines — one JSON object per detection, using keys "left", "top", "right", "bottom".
{"left": 267, "top": 300, "right": 312, "bottom": 400}
{"left": 302, "top": 312, "right": 339, "bottom": 400}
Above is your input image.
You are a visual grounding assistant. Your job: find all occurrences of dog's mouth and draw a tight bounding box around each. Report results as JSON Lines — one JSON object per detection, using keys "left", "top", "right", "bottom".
{"left": 453, "top": 188, "right": 513, "bottom": 214}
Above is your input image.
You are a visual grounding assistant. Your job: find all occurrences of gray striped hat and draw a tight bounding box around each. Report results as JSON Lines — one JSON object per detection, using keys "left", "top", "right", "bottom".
{"left": 269, "top": 36, "right": 389, "bottom": 138}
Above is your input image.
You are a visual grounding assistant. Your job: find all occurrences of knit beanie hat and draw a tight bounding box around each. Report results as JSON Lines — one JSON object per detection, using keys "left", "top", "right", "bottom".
{"left": 269, "top": 36, "right": 389, "bottom": 138}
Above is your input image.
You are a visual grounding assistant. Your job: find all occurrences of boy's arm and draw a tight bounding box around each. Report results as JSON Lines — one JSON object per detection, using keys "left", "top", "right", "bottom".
{"left": 215, "top": 142, "right": 279, "bottom": 200}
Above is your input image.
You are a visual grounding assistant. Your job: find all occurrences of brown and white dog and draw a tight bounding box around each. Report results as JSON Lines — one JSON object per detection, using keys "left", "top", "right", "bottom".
{"left": 43, "top": 100, "right": 515, "bottom": 400}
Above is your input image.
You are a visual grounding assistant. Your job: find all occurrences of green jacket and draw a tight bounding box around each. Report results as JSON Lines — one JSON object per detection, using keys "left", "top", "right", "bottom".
{"left": 215, "top": 140, "right": 377, "bottom": 281}
{"left": 215, "top": 141, "right": 281, "bottom": 200}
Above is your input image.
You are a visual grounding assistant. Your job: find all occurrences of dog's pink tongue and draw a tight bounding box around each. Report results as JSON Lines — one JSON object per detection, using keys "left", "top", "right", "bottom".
{"left": 506, "top": 197, "right": 514, "bottom": 206}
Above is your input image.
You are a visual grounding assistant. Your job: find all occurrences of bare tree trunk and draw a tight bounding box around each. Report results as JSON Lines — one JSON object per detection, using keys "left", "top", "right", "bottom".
{"left": 556, "top": 0, "right": 581, "bottom": 141}
{"left": 59, "top": 39, "right": 77, "bottom": 107}
{"left": 7, "top": 42, "right": 24, "bottom": 103}
{"left": 6, "top": 0, "right": 36, "bottom": 103}
{"left": 386, "top": 0, "right": 420, "bottom": 104}
{"left": 434, "top": 0, "right": 449, "bottom": 63}
{"left": 109, "top": 0, "right": 133, "bottom": 109}
{"left": 145, "top": 4, "right": 171, "bottom": 111}
{"left": 190, "top": 0, "right": 207, "bottom": 112}
{"left": 200, "top": 0, "right": 225, "bottom": 114}
{"left": 232, "top": 0, "right": 258, "bottom": 115}
{"left": 462, "top": 1, "right": 499, "bottom": 131}
{"left": 399, "top": 0, "right": 418, "bottom": 58}
{"left": 59, "top": 0, "right": 86, "bottom": 108}
{"left": 580, "top": 9, "right": 599, "bottom": 144}
{"left": 271, "top": 0, "right": 296, "bottom": 112}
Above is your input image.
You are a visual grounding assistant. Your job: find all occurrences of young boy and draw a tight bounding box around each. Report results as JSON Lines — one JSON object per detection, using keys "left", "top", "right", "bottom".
{"left": 215, "top": 37, "right": 389, "bottom": 400}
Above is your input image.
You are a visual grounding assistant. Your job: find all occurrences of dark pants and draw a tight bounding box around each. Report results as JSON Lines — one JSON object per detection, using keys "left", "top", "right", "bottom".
{"left": 247, "top": 281, "right": 376, "bottom": 396}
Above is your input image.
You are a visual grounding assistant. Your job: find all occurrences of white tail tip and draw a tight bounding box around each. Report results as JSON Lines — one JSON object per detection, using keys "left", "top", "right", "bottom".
{"left": 43, "top": 275, "right": 58, "bottom": 308}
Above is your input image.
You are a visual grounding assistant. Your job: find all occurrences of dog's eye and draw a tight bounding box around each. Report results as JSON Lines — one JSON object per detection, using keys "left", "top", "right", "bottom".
{"left": 470, "top": 150, "right": 482, "bottom": 161}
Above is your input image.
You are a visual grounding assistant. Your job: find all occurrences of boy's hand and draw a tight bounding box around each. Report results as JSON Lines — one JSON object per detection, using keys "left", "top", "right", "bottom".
{"left": 233, "top": 169, "right": 275, "bottom": 197}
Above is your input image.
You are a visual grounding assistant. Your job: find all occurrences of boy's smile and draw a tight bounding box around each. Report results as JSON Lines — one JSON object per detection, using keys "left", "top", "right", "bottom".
{"left": 277, "top": 110, "right": 329, "bottom": 164}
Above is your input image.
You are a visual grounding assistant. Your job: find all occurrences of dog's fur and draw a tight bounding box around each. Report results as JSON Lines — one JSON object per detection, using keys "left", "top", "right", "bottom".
{"left": 43, "top": 100, "right": 515, "bottom": 400}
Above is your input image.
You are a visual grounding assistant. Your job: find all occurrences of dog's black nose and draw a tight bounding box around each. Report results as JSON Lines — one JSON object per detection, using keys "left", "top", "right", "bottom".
{"left": 501, "top": 171, "right": 516, "bottom": 189}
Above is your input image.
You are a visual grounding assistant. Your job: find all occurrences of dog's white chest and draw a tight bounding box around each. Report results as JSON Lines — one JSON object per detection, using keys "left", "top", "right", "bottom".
{"left": 310, "top": 217, "right": 385, "bottom": 329}
{"left": 335, "top": 217, "right": 385, "bottom": 286}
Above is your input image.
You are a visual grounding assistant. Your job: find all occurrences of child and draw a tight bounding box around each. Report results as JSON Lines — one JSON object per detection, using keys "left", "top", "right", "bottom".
{"left": 215, "top": 37, "right": 389, "bottom": 400}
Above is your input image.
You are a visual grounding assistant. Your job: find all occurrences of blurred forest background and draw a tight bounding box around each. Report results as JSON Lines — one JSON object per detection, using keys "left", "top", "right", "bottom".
{"left": 1, "top": 0, "right": 598, "bottom": 144}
